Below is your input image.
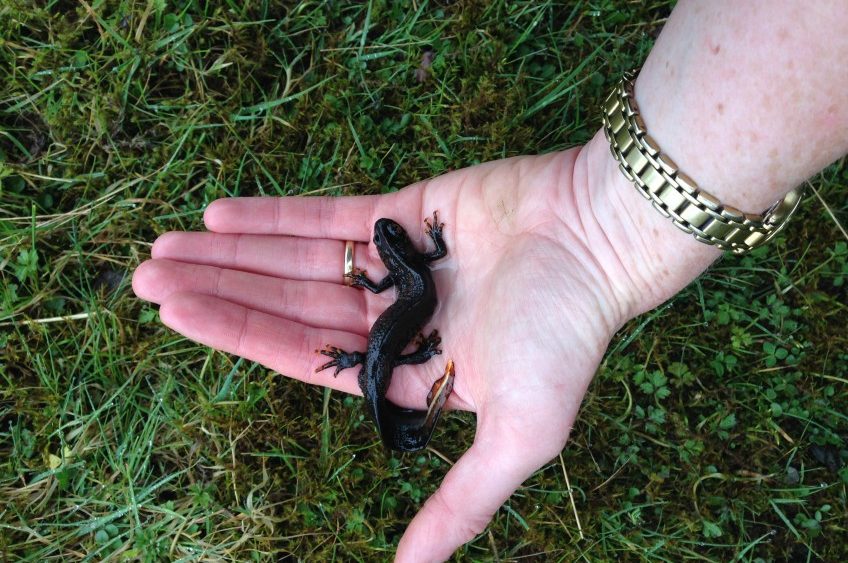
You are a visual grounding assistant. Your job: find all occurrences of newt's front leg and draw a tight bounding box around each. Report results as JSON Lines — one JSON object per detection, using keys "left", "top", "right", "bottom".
{"left": 346, "top": 269, "right": 394, "bottom": 293}
{"left": 316, "top": 346, "right": 364, "bottom": 376}
{"left": 423, "top": 210, "right": 447, "bottom": 262}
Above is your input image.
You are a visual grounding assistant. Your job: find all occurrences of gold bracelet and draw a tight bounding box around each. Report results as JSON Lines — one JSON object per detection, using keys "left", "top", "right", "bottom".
{"left": 602, "top": 71, "right": 803, "bottom": 255}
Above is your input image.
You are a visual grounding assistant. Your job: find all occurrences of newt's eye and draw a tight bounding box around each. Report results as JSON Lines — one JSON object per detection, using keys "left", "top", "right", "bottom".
{"left": 387, "top": 223, "right": 400, "bottom": 237}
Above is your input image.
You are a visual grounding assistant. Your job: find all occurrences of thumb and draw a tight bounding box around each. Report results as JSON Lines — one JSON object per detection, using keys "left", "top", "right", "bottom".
{"left": 395, "top": 418, "right": 564, "bottom": 563}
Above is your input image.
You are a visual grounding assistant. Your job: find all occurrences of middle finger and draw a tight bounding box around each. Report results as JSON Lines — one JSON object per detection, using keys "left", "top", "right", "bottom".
{"left": 133, "top": 258, "right": 373, "bottom": 334}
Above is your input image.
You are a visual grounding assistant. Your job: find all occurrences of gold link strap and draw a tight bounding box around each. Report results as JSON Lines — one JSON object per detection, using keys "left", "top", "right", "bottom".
{"left": 603, "top": 71, "right": 804, "bottom": 254}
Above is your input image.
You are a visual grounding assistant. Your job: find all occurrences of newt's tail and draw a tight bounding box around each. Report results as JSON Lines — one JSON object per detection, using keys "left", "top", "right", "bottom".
{"left": 379, "top": 360, "right": 455, "bottom": 452}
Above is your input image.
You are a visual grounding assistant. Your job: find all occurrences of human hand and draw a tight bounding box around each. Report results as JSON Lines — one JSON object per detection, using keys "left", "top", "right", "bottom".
{"left": 132, "top": 133, "right": 701, "bottom": 561}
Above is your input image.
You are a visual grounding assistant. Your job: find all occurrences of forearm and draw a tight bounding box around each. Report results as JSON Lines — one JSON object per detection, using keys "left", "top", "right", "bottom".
{"left": 576, "top": 0, "right": 848, "bottom": 318}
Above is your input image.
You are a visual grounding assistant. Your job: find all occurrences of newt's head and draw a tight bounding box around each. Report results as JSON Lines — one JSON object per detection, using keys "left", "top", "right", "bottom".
{"left": 373, "top": 218, "right": 416, "bottom": 265}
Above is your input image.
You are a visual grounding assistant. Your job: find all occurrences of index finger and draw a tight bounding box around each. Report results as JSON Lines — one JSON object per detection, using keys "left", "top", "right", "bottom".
{"left": 203, "top": 183, "right": 428, "bottom": 241}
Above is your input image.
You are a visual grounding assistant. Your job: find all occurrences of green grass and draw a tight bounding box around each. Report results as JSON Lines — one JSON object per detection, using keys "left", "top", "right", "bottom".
{"left": 1, "top": 1, "right": 846, "bottom": 560}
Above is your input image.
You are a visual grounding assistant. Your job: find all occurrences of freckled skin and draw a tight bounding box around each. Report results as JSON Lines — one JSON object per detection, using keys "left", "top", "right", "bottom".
{"left": 317, "top": 213, "right": 452, "bottom": 452}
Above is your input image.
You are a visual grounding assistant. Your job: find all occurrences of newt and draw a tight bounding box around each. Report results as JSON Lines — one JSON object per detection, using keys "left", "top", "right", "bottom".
{"left": 317, "top": 211, "right": 454, "bottom": 452}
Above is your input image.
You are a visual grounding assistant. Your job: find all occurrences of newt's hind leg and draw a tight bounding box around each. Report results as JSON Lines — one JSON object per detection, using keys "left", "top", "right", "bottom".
{"left": 394, "top": 330, "right": 442, "bottom": 366}
{"left": 316, "top": 346, "right": 364, "bottom": 376}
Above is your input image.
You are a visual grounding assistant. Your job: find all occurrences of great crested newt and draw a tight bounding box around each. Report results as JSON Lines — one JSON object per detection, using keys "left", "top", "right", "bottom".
{"left": 316, "top": 211, "right": 454, "bottom": 452}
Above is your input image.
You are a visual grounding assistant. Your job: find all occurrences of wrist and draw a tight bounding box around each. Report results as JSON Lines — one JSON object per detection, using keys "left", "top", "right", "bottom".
{"left": 567, "top": 130, "right": 721, "bottom": 322}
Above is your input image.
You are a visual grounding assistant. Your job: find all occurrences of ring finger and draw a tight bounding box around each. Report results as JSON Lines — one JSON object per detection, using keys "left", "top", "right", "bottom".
{"left": 151, "top": 232, "right": 381, "bottom": 284}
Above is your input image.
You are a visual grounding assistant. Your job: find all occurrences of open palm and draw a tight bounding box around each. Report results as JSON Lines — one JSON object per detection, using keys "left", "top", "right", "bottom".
{"left": 133, "top": 147, "right": 628, "bottom": 562}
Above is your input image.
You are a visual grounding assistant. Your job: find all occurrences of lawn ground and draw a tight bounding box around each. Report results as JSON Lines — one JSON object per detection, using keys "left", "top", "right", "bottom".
{"left": 1, "top": 1, "right": 847, "bottom": 561}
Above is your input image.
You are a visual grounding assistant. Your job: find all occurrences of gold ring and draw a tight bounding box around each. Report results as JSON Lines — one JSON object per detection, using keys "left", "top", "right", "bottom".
{"left": 343, "top": 241, "right": 355, "bottom": 285}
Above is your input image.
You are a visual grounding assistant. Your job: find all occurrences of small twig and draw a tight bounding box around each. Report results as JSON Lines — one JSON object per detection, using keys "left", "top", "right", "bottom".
{"left": 135, "top": 0, "right": 155, "bottom": 42}
{"left": 77, "top": 0, "right": 105, "bottom": 37}
{"left": 0, "top": 311, "right": 95, "bottom": 327}
{"left": 559, "top": 453, "right": 584, "bottom": 540}
{"left": 807, "top": 181, "right": 848, "bottom": 242}
{"left": 487, "top": 530, "right": 500, "bottom": 562}
{"left": 770, "top": 420, "right": 795, "bottom": 444}
{"left": 425, "top": 446, "right": 454, "bottom": 466}
{"left": 591, "top": 454, "right": 633, "bottom": 493}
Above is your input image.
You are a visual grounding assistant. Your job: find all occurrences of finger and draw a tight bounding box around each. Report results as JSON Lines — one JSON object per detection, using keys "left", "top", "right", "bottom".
{"left": 395, "top": 418, "right": 565, "bottom": 563}
{"left": 150, "top": 232, "right": 377, "bottom": 283}
{"left": 203, "top": 189, "right": 426, "bottom": 240}
{"left": 159, "top": 292, "right": 365, "bottom": 395}
{"left": 133, "top": 259, "right": 370, "bottom": 334}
